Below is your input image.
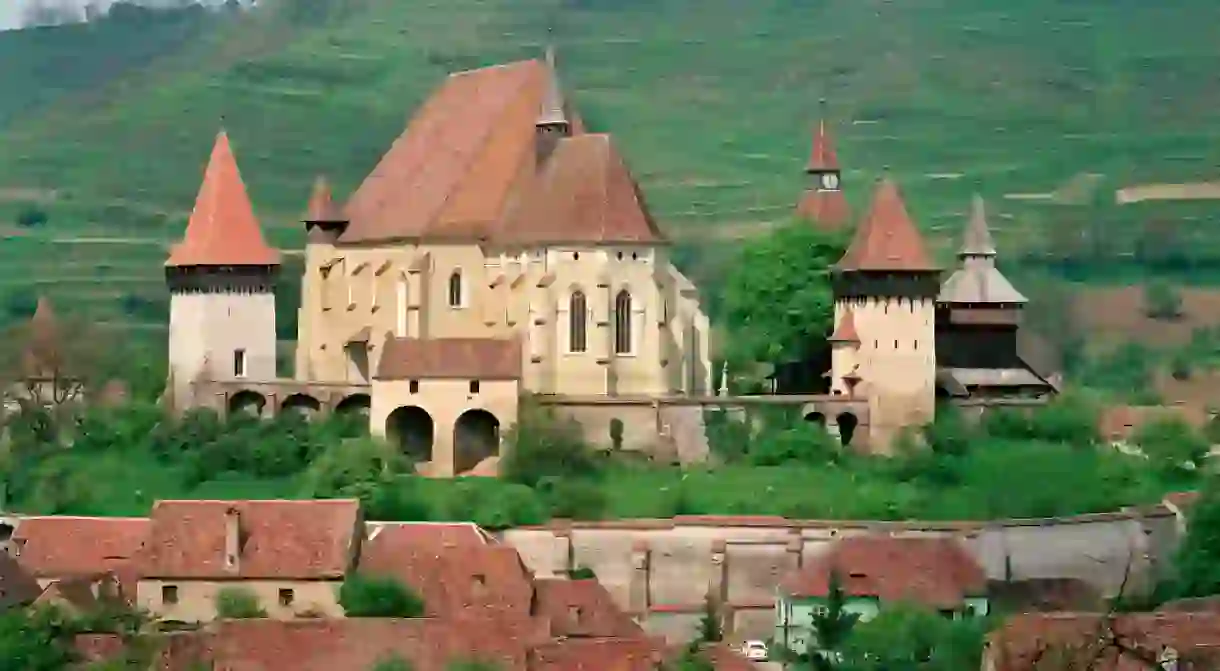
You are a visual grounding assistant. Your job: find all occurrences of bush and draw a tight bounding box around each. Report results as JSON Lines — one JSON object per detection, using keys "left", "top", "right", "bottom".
{"left": 215, "top": 586, "right": 266, "bottom": 619}
{"left": 299, "top": 436, "right": 411, "bottom": 499}
{"left": 339, "top": 574, "right": 425, "bottom": 618}
{"left": 15, "top": 206, "right": 48, "bottom": 229}
{"left": 1135, "top": 416, "right": 1210, "bottom": 481}
{"left": 1145, "top": 280, "right": 1183, "bottom": 320}
{"left": 500, "top": 401, "right": 604, "bottom": 487}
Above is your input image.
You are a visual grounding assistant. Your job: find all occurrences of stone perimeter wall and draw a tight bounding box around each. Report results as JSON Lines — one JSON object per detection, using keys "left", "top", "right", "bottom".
{"left": 499, "top": 504, "right": 1185, "bottom": 644}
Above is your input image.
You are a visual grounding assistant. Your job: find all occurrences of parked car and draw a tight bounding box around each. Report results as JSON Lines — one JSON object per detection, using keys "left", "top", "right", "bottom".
{"left": 740, "top": 640, "right": 769, "bottom": 662}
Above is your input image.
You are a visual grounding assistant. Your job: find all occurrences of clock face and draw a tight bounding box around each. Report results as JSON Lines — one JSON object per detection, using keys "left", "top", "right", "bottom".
{"left": 821, "top": 172, "right": 841, "bottom": 191}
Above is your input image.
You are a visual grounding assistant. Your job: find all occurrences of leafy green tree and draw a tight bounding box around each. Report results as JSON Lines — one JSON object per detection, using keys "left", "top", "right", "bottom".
{"left": 500, "top": 399, "right": 604, "bottom": 488}
{"left": 215, "top": 586, "right": 267, "bottom": 619}
{"left": 721, "top": 220, "right": 847, "bottom": 365}
{"left": 339, "top": 574, "right": 425, "bottom": 618}
{"left": 923, "top": 405, "right": 975, "bottom": 457}
{"left": 1134, "top": 416, "right": 1210, "bottom": 481}
{"left": 668, "top": 645, "right": 716, "bottom": 671}
{"left": 371, "top": 655, "right": 415, "bottom": 671}
{"left": 838, "top": 602, "right": 988, "bottom": 671}
{"left": 696, "top": 591, "right": 722, "bottom": 643}
{"left": 15, "top": 206, "right": 48, "bottom": 229}
{"left": 299, "top": 436, "right": 411, "bottom": 499}
{"left": 0, "top": 605, "right": 79, "bottom": 671}
{"left": 808, "top": 570, "right": 860, "bottom": 669}
{"left": 1173, "top": 486, "right": 1220, "bottom": 598}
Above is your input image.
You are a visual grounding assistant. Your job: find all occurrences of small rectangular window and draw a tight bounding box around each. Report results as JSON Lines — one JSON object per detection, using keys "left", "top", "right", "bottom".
{"left": 469, "top": 380, "right": 480, "bottom": 394}
{"left": 409, "top": 380, "right": 420, "bottom": 394}
{"left": 162, "top": 585, "right": 178, "bottom": 605}
{"left": 233, "top": 349, "right": 247, "bottom": 378}
{"left": 279, "top": 588, "right": 294, "bottom": 607}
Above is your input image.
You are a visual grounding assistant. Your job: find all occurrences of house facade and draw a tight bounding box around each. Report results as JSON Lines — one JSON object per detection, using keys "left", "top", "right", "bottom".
{"left": 775, "top": 535, "right": 989, "bottom": 656}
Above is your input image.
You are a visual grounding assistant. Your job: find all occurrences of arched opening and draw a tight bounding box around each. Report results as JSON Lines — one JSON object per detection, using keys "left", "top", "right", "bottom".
{"left": 609, "top": 418, "right": 624, "bottom": 450}
{"left": 804, "top": 411, "right": 826, "bottom": 427}
{"left": 335, "top": 393, "right": 371, "bottom": 417}
{"left": 448, "top": 270, "right": 463, "bottom": 308}
{"left": 281, "top": 394, "right": 321, "bottom": 420}
{"left": 453, "top": 409, "right": 500, "bottom": 474}
{"left": 386, "top": 406, "right": 434, "bottom": 463}
{"left": 228, "top": 390, "right": 266, "bottom": 418}
{"left": 836, "top": 412, "right": 859, "bottom": 447}
{"left": 614, "top": 290, "right": 633, "bottom": 354}
{"left": 569, "top": 290, "right": 588, "bottom": 353}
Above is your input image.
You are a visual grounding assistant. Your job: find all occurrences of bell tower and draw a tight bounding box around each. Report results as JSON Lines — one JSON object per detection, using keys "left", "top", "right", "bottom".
{"left": 535, "top": 45, "right": 571, "bottom": 164}
{"left": 166, "top": 129, "right": 281, "bottom": 408}
{"left": 796, "top": 112, "right": 851, "bottom": 229}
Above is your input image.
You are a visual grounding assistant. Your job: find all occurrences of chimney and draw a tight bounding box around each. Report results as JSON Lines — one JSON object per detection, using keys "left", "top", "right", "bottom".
{"left": 224, "top": 506, "right": 241, "bottom": 572}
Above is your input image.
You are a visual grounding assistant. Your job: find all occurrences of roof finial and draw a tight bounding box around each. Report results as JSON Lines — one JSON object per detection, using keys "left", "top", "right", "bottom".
{"left": 959, "top": 193, "right": 997, "bottom": 258}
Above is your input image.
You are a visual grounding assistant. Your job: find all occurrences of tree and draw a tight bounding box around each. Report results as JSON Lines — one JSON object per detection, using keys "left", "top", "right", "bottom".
{"left": 1134, "top": 416, "right": 1209, "bottom": 481}
{"left": 808, "top": 570, "right": 860, "bottom": 670}
{"left": 695, "top": 591, "right": 722, "bottom": 644}
{"left": 339, "top": 574, "right": 425, "bottom": 618}
{"left": 1173, "top": 486, "right": 1220, "bottom": 598}
{"left": 1144, "top": 280, "right": 1183, "bottom": 321}
{"left": 721, "top": 220, "right": 848, "bottom": 365}
{"left": 15, "top": 207, "right": 48, "bottom": 229}
{"left": 215, "top": 586, "right": 267, "bottom": 619}
{"left": 0, "top": 605, "right": 79, "bottom": 671}
{"left": 500, "top": 399, "right": 604, "bottom": 488}
{"left": 838, "top": 602, "right": 987, "bottom": 671}
{"left": 371, "top": 655, "right": 415, "bottom": 671}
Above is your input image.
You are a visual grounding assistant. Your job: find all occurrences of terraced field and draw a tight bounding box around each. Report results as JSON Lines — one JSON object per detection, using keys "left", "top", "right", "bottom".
{"left": 2, "top": 0, "right": 1220, "bottom": 331}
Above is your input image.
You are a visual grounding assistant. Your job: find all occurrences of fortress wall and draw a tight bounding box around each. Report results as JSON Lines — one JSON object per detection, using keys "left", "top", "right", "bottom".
{"left": 499, "top": 506, "right": 1183, "bottom": 643}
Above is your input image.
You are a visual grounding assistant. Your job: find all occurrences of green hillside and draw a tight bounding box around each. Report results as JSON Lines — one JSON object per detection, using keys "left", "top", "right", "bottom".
{"left": 1, "top": 0, "right": 1220, "bottom": 330}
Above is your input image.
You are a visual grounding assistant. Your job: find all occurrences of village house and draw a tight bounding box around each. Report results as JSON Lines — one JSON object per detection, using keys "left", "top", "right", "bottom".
{"left": 775, "top": 535, "right": 989, "bottom": 655}
{"left": 9, "top": 515, "right": 148, "bottom": 602}
{"left": 132, "top": 499, "right": 364, "bottom": 622}
{"left": 984, "top": 611, "right": 1220, "bottom": 671}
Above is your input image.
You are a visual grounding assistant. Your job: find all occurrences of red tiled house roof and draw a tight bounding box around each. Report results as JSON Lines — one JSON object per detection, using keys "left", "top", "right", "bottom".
{"left": 167, "top": 130, "right": 280, "bottom": 268}
{"left": 13, "top": 516, "right": 149, "bottom": 579}
{"left": 834, "top": 179, "right": 938, "bottom": 273}
{"left": 782, "top": 535, "right": 986, "bottom": 608}
{"left": 533, "top": 578, "right": 644, "bottom": 638}
{"left": 134, "top": 499, "right": 361, "bottom": 580}
{"left": 376, "top": 337, "right": 522, "bottom": 380}
{"left": 988, "top": 612, "right": 1220, "bottom": 671}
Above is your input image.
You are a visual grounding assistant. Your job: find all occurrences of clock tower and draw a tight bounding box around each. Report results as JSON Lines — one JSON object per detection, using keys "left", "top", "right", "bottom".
{"left": 796, "top": 119, "right": 851, "bottom": 229}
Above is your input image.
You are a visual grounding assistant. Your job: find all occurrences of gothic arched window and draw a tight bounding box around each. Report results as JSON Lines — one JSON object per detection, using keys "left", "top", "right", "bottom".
{"left": 614, "top": 290, "right": 633, "bottom": 355}
{"left": 569, "top": 291, "right": 588, "bottom": 353}
{"left": 447, "top": 270, "right": 463, "bottom": 308}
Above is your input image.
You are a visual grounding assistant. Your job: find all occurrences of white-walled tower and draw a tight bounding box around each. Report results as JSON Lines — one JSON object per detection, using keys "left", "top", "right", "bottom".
{"left": 829, "top": 179, "right": 940, "bottom": 450}
{"left": 166, "top": 129, "right": 281, "bottom": 408}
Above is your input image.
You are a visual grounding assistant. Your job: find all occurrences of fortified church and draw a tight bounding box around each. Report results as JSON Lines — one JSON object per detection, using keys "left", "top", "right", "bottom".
{"left": 159, "top": 51, "right": 1055, "bottom": 470}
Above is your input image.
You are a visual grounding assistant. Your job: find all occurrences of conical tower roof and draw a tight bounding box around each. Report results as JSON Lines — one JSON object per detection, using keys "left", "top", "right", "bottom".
{"left": 806, "top": 120, "right": 839, "bottom": 173}
{"left": 835, "top": 179, "right": 937, "bottom": 272}
{"left": 536, "top": 45, "right": 569, "bottom": 128}
{"left": 959, "top": 194, "right": 996, "bottom": 257}
{"left": 304, "top": 175, "right": 344, "bottom": 223}
{"left": 166, "top": 130, "right": 280, "bottom": 268}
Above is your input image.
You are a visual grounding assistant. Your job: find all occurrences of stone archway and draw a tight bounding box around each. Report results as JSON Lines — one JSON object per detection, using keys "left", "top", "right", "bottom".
{"left": 836, "top": 412, "right": 859, "bottom": 447}
{"left": 453, "top": 409, "right": 500, "bottom": 474}
{"left": 281, "top": 394, "right": 322, "bottom": 420}
{"left": 386, "top": 406, "right": 434, "bottom": 463}
{"left": 228, "top": 390, "right": 266, "bottom": 418}
{"left": 335, "top": 393, "right": 371, "bottom": 417}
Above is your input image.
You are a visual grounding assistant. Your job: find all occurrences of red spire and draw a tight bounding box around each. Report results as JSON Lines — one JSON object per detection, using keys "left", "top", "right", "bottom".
{"left": 806, "top": 120, "right": 839, "bottom": 173}
{"left": 828, "top": 308, "right": 860, "bottom": 344}
{"left": 305, "top": 175, "right": 344, "bottom": 223}
{"left": 167, "top": 130, "right": 280, "bottom": 268}
{"left": 835, "top": 179, "right": 937, "bottom": 272}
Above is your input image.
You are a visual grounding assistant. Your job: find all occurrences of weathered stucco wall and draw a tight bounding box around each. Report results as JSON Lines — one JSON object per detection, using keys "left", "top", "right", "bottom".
{"left": 499, "top": 505, "right": 1183, "bottom": 644}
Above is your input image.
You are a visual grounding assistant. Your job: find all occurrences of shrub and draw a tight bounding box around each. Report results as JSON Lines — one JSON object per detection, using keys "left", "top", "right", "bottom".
{"left": 339, "top": 574, "right": 425, "bottom": 618}
{"left": 500, "top": 400, "right": 604, "bottom": 487}
{"left": 15, "top": 206, "right": 48, "bottom": 229}
{"left": 1144, "top": 280, "right": 1183, "bottom": 320}
{"left": 215, "top": 586, "right": 266, "bottom": 619}
{"left": 1135, "top": 416, "right": 1210, "bottom": 481}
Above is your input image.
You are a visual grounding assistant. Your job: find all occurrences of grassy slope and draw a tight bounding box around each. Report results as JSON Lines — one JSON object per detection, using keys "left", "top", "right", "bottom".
{"left": 1, "top": 0, "right": 1220, "bottom": 326}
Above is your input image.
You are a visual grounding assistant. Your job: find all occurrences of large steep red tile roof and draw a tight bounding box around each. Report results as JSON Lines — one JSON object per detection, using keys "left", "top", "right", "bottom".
{"left": 13, "top": 516, "right": 149, "bottom": 578}
{"left": 988, "top": 612, "right": 1220, "bottom": 671}
{"left": 501, "top": 134, "right": 666, "bottom": 245}
{"left": 806, "top": 120, "right": 839, "bottom": 173}
{"left": 339, "top": 60, "right": 547, "bottom": 244}
{"left": 207, "top": 618, "right": 534, "bottom": 671}
{"left": 835, "top": 178, "right": 937, "bottom": 272}
{"left": 376, "top": 336, "right": 522, "bottom": 380}
{"left": 134, "top": 499, "right": 360, "bottom": 580}
{"left": 166, "top": 130, "right": 281, "bottom": 268}
{"left": 533, "top": 578, "right": 644, "bottom": 638}
{"left": 782, "top": 535, "right": 985, "bottom": 608}
{"left": 361, "top": 528, "right": 535, "bottom": 621}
